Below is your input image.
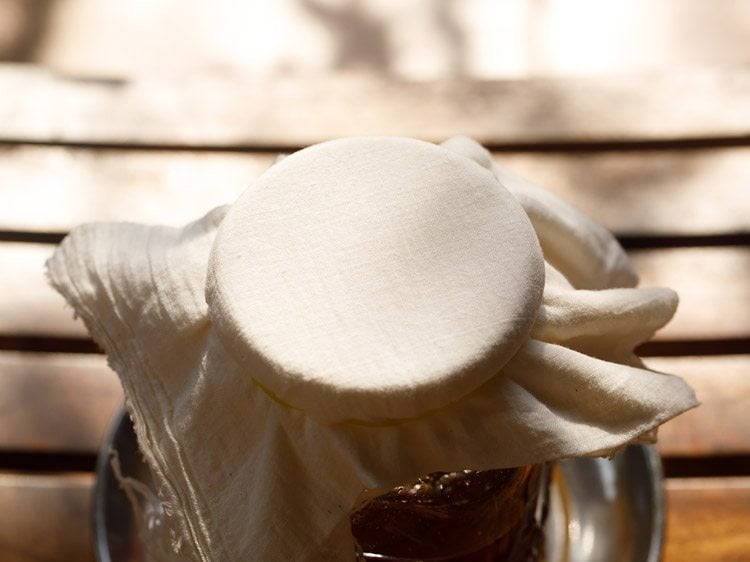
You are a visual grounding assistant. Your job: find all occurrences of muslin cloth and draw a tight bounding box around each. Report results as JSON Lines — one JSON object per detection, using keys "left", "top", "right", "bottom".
{"left": 47, "top": 136, "right": 697, "bottom": 561}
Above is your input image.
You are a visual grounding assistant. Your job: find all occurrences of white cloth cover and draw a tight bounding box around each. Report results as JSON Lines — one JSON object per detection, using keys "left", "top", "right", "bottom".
{"left": 47, "top": 136, "right": 697, "bottom": 562}
{"left": 207, "top": 137, "right": 545, "bottom": 423}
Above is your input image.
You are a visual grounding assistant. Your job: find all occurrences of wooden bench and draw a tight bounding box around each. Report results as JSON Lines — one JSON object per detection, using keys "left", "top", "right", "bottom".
{"left": 1, "top": 64, "right": 749, "bottom": 561}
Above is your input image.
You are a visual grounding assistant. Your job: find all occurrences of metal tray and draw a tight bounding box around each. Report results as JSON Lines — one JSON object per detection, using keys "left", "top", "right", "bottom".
{"left": 93, "top": 411, "right": 664, "bottom": 561}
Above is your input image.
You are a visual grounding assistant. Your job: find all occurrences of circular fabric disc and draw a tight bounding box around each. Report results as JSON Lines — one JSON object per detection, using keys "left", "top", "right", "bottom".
{"left": 207, "top": 137, "right": 544, "bottom": 423}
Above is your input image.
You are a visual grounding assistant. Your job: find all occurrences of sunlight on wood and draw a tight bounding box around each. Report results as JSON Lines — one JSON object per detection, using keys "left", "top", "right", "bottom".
{"left": 0, "top": 352, "right": 121, "bottom": 452}
{"left": 3, "top": 0, "right": 747, "bottom": 79}
{"left": 650, "top": 356, "right": 750, "bottom": 457}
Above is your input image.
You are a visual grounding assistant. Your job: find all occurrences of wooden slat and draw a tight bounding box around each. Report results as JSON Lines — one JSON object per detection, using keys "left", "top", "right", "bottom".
{"left": 0, "top": 145, "right": 269, "bottom": 231}
{"left": 0, "top": 352, "right": 121, "bottom": 452}
{"left": 0, "top": 243, "right": 86, "bottom": 337}
{"left": 499, "top": 148, "right": 750, "bottom": 237}
{"left": 631, "top": 247, "right": 750, "bottom": 341}
{"left": 650, "top": 355, "right": 750, "bottom": 457}
{"left": 2, "top": 145, "right": 749, "bottom": 236}
{"left": 24, "top": 0, "right": 750, "bottom": 80}
{"left": 2, "top": 66, "right": 750, "bottom": 147}
{"left": 664, "top": 477, "right": 750, "bottom": 562}
{"left": 4, "top": 242, "right": 748, "bottom": 341}
{"left": 0, "top": 472, "right": 95, "bottom": 562}
{"left": 0, "top": 350, "right": 746, "bottom": 458}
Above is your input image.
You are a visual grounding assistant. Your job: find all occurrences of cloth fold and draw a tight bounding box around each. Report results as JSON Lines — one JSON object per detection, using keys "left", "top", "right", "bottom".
{"left": 441, "top": 135, "right": 638, "bottom": 289}
{"left": 533, "top": 279, "right": 678, "bottom": 364}
{"left": 47, "top": 136, "right": 697, "bottom": 562}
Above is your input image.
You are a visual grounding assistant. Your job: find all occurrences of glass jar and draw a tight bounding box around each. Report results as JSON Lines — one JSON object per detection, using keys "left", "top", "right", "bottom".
{"left": 351, "top": 463, "right": 552, "bottom": 561}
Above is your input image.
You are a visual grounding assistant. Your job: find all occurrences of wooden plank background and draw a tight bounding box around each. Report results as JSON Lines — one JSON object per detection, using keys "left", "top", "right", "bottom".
{"left": 2, "top": 0, "right": 750, "bottom": 558}
{"left": 2, "top": 145, "right": 749, "bottom": 236}
{"left": 665, "top": 478, "right": 750, "bottom": 561}
{"left": 0, "top": 66, "right": 748, "bottom": 561}
{"left": 12, "top": 0, "right": 750, "bottom": 81}
{"left": 2, "top": 67, "right": 750, "bottom": 147}
{"left": 0, "top": 473, "right": 95, "bottom": 562}
{"left": 1, "top": 69, "right": 748, "bottom": 460}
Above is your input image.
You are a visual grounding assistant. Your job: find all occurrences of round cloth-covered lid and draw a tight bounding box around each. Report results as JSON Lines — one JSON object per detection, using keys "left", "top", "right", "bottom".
{"left": 207, "top": 137, "right": 544, "bottom": 423}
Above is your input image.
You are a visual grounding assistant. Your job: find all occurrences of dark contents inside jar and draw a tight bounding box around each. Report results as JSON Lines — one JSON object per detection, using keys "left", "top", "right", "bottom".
{"left": 350, "top": 464, "right": 549, "bottom": 561}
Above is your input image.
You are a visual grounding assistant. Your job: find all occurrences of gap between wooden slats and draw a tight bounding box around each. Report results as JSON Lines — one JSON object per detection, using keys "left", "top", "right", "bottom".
{"left": 0, "top": 350, "right": 746, "bottom": 458}
{"left": 2, "top": 67, "right": 750, "bottom": 147}
{"left": 2, "top": 242, "right": 748, "bottom": 342}
{"left": 1, "top": 146, "right": 749, "bottom": 237}
{"left": 0, "top": 473, "right": 746, "bottom": 562}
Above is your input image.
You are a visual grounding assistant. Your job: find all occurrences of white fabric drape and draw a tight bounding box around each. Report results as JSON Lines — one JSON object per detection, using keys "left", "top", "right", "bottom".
{"left": 47, "top": 136, "right": 696, "bottom": 561}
